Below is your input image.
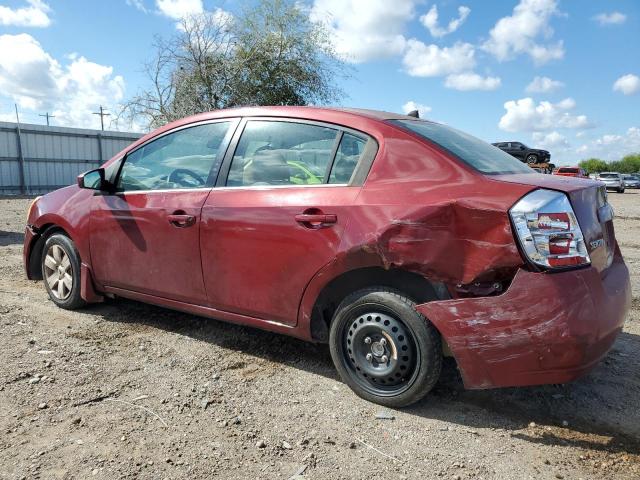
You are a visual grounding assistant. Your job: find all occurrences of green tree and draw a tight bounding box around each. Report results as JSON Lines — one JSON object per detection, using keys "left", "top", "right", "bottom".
{"left": 578, "top": 158, "right": 608, "bottom": 174}
{"left": 122, "top": 0, "right": 346, "bottom": 129}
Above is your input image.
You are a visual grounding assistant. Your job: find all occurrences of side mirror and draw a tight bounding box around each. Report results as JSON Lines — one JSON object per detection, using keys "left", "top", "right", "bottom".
{"left": 77, "top": 168, "right": 107, "bottom": 191}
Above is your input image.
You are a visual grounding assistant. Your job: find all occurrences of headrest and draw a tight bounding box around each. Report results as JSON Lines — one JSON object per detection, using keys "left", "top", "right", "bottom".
{"left": 243, "top": 151, "right": 290, "bottom": 185}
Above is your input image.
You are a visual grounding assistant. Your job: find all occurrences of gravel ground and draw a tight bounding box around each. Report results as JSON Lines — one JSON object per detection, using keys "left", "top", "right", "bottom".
{"left": 0, "top": 191, "right": 639, "bottom": 480}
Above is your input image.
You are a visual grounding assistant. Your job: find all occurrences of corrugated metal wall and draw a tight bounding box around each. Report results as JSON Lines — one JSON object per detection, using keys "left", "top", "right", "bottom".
{"left": 0, "top": 121, "right": 142, "bottom": 195}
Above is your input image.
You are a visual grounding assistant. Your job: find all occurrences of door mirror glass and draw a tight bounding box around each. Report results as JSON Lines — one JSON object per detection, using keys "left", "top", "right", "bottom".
{"left": 78, "top": 168, "right": 106, "bottom": 190}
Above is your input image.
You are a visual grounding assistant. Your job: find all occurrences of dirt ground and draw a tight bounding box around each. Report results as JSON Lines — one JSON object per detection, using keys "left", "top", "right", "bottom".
{"left": 1, "top": 191, "right": 639, "bottom": 480}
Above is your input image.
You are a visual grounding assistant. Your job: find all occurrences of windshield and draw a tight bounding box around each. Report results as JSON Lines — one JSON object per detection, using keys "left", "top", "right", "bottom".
{"left": 390, "top": 120, "right": 533, "bottom": 175}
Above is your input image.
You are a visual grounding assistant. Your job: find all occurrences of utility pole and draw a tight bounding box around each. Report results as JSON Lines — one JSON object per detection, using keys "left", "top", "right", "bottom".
{"left": 92, "top": 105, "right": 110, "bottom": 131}
{"left": 39, "top": 112, "right": 55, "bottom": 126}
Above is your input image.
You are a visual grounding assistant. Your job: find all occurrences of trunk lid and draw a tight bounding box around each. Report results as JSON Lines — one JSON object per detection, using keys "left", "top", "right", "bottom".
{"left": 492, "top": 174, "right": 615, "bottom": 272}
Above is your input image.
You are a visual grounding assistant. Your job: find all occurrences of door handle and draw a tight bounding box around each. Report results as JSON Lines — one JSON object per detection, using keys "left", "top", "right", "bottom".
{"left": 295, "top": 213, "right": 337, "bottom": 228}
{"left": 168, "top": 214, "right": 196, "bottom": 228}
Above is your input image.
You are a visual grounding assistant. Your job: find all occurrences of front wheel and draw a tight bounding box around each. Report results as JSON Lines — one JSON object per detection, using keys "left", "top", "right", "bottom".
{"left": 618, "top": 188, "right": 625, "bottom": 193}
{"left": 526, "top": 154, "right": 538, "bottom": 164}
{"left": 41, "top": 233, "right": 86, "bottom": 310}
{"left": 329, "top": 288, "right": 442, "bottom": 408}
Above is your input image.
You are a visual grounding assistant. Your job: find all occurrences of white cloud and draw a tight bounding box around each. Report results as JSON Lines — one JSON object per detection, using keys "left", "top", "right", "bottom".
{"left": 420, "top": 5, "right": 470, "bottom": 38}
{"left": 532, "top": 130, "right": 569, "bottom": 149}
{"left": 0, "top": 0, "right": 51, "bottom": 28}
{"left": 310, "top": 0, "right": 416, "bottom": 63}
{"left": 499, "top": 97, "right": 592, "bottom": 132}
{"left": 525, "top": 76, "right": 564, "bottom": 93}
{"left": 402, "top": 101, "right": 431, "bottom": 118}
{"left": 156, "top": 0, "right": 203, "bottom": 20}
{"left": 613, "top": 74, "right": 640, "bottom": 95}
{"left": 482, "top": 0, "right": 564, "bottom": 65}
{"left": 593, "top": 12, "right": 626, "bottom": 25}
{"left": 575, "top": 127, "right": 640, "bottom": 161}
{"left": 0, "top": 34, "right": 125, "bottom": 129}
{"left": 444, "top": 73, "right": 501, "bottom": 91}
{"left": 127, "top": 0, "right": 148, "bottom": 13}
{"left": 402, "top": 40, "right": 475, "bottom": 77}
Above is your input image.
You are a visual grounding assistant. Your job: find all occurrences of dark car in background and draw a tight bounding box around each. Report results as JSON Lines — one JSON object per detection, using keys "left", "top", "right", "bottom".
{"left": 492, "top": 141, "right": 551, "bottom": 165}
{"left": 622, "top": 174, "right": 640, "bottom": 189}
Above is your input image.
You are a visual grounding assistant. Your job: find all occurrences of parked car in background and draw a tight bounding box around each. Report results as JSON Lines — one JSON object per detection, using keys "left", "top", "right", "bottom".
{"left": 492, "top": 141, "right": 551, "bottom": 165}
{"left": 553, "top": 166, "right": 589, "bottom": 178}
{"left": 597, "top": 172, "right": 625, "bottom": 193}
{"left": 622, "top": 174, "right": 640, "bottom": 189}
{"left": 23, "top": 107, "right": 630, "bottom": 407}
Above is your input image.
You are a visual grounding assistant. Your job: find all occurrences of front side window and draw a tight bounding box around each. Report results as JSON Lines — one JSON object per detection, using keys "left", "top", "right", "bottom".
{"left": 226, "top": 121, "right": 340, "bottom": 187}
{"left": 390, "top": 120, "right": 533, "bottom": 175}
{"left": 118, "top": 122, "right": 231, "bottom": 191}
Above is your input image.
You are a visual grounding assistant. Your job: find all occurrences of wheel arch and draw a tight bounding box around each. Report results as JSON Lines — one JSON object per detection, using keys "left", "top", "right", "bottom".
{"left": 306, "top": 266, "right": 449, "bottom": 342}
{"left": 26, "top": 223, "right": 73, "bottom": 280}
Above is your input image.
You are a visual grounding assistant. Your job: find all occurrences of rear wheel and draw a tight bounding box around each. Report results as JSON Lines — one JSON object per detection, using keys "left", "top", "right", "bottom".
{"left": 329, "top": 288, "right": 442, "bottom": 407}
{"left": 618, "top": 187, "right": 625, "bottom": 193}
{"left": 41, "top": 234, "right": 85, "bottom": 310}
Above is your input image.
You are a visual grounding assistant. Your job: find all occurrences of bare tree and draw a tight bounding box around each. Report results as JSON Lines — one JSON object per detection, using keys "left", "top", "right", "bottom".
{"left": 121, "top": 0, "right": 346, "bottom": 130}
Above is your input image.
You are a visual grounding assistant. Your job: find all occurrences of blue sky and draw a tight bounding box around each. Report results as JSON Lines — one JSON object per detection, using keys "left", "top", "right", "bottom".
{"left": 0, "top": 0, "right": 638, "bottom": 165}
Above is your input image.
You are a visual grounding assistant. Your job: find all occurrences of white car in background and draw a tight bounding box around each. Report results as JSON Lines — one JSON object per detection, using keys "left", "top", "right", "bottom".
{"left": 597, "top": 172, "right": 625, "bottom": 193}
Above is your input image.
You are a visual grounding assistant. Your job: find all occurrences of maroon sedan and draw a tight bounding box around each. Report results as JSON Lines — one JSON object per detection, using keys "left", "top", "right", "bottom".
{"left": 23, "top": 107, "right": 630, "bottom": 407}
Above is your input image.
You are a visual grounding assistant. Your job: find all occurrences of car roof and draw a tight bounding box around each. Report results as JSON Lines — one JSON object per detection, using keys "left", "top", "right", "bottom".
{"left": 183, "top": 105, "right": 418, "bottom": 122}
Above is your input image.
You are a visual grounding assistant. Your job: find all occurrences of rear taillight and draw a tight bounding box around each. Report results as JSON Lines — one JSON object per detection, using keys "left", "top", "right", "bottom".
{"left": 509, "top": 189, "right": 590, "bottom": 269}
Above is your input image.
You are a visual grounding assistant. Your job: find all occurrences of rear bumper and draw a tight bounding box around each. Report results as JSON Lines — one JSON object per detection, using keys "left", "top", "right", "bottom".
{"left": 416, "top": 254, "right": 631, "bottom": 389}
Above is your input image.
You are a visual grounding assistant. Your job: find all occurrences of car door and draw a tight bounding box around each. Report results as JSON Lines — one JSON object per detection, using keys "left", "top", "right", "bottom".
{"left": 200, "top": 119, "right": 376, "bottom": 326}
{"left": 89, "top": 119, "right": 237, "bottom": 304}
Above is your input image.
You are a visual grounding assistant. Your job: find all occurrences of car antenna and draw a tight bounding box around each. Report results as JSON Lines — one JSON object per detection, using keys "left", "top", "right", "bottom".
{"left": 407, "top": 110, "right": 420, "bottom": 118}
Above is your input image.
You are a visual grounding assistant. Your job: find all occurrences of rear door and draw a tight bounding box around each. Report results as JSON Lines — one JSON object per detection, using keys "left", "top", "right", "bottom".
{"left": 90, "top": 120, "right": 237, "bottom": 303}
{"left": 200, "top": 118, "right": 377, "bottom": 326}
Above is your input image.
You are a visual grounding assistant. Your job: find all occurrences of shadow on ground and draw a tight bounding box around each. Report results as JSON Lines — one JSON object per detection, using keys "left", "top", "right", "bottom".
{"left": 81, "top": 296, "right": 640, "bottom": 457}
{"left": 0, "top": 230, "right": 24, "bottom": 247}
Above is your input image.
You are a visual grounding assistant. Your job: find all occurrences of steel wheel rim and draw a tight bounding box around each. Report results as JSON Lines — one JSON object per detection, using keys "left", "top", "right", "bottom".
{"left": 44, "top": 244, "right": 73, "bottom": 300}
{"left": 341, "top": 309, "right": 419, "bottom": 397}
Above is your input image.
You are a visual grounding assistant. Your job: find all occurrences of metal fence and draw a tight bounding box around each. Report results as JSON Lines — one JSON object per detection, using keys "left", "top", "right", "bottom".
{"left": 0, "top": 121, "right": 142, "bottom": 195}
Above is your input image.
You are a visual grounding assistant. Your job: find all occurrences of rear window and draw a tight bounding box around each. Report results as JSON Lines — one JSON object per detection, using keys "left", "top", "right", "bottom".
{"left": 558, "top": 168, "right": 578, "bottom": 173}
{"left": 599, "top": 173, "right": 618, "bottom": 179}
{"left": 390, "top": 120, "right": 533, "bottom": 175}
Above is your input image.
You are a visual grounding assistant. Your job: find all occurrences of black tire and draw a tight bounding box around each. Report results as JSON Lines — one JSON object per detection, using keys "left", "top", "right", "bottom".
{"left": 526, "top": 154, "right": 538, "bottom": 164}
{"left": 329, "top": 288, "right": 442, "bottom": 408}
{"left": 41, "top": 233, "right": 86, "bottom": 310}
{"left": 618, "top": 188, "right": 625, "bottom": 193}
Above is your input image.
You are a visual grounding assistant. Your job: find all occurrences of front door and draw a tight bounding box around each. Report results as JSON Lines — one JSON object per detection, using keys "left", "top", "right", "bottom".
{"left": 90, "top": 120, "right": 236, "bottom": 304}
{"left": 201, "top": 119, "right": 373, "bottom": 326}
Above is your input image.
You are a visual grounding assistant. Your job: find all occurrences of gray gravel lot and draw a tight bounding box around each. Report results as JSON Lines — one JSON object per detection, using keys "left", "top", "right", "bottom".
{"left": 0, "top": 191, "right": 639, "bottom": 479}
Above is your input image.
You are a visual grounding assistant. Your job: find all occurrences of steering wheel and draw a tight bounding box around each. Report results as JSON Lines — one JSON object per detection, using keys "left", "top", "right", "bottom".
{"left": 168, "top": 168, "right": 206, "bottom": 187}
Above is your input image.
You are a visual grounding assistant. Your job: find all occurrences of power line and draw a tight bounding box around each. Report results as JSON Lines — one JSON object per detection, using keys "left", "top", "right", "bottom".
{"left": 92, "top": 105, "right": 110, "bottom": 131}
{"left": 39, "top": 112, "right": 55, "bottom": 126}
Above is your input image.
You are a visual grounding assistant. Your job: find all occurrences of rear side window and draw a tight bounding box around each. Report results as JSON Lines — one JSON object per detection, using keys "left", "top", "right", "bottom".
{"left": 226, "top": 121, "right": 338, "bottom": 187}
{"left": 329, "top": 133, "right": 366, "bottom": 184}
{"left": 391, "top": 120, "right": 533, "bottom": 175}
